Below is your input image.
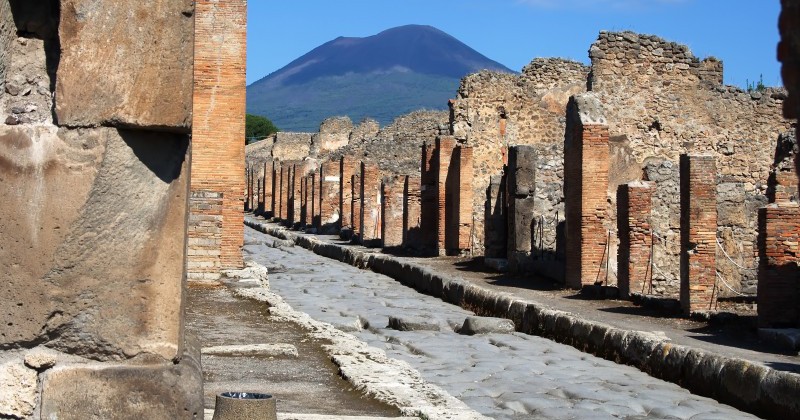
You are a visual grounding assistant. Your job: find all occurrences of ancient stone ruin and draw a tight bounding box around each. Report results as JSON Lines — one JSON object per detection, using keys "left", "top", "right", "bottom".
{"left": 247, "top": 30, "right": 796, "bottom": 321}
{"left": 0, "top": 1, "right": 245, "bottom": 417}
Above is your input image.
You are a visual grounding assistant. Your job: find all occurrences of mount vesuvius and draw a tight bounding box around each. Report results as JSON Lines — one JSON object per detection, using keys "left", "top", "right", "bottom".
{"left": 247, "top": 25, "right": 514, "bottom": 132}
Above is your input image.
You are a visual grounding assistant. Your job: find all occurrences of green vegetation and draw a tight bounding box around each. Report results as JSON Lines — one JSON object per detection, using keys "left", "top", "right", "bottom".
{"left": 746, "top": 74, "right": 766, "bottom": 93}
{"left": 245, "top": 113, "right": 279, "bottom": 144}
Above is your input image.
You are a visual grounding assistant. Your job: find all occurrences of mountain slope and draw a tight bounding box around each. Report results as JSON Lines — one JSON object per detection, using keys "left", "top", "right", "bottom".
{"left": 247, "top": 25, "right": 513, "bottom": 132}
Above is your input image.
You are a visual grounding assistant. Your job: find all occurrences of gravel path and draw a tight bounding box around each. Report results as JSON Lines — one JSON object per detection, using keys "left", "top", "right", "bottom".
{"left": 244, "top": 226, "right": 759, "bottom": 420}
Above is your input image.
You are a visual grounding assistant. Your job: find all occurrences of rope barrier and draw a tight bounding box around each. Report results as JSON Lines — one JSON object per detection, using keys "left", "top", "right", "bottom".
{"left": 716, "top": 271, "right": 749, "bottom": 297}
{"left": 716, "top": 237, "right": 756, "bottom": 271}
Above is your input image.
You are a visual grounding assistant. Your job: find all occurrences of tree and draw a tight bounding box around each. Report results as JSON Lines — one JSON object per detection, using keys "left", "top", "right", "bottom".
{"left": 245, "top": 114, "right": 279, "bottom": 144}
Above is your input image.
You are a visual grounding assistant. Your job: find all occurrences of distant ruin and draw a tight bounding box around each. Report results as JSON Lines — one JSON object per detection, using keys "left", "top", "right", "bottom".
{"left": 247, "top": 30, "right": 796, "bottom": 320}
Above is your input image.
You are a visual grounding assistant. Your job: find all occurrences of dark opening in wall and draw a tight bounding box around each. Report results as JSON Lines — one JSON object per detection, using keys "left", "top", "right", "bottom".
{"left": 9, "top": 0, "right": 60, "bottom": 104}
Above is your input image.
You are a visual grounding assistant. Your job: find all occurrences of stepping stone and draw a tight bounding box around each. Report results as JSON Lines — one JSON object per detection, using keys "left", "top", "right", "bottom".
{"left": 458, "top": 317, "right": 515, "bottom": 335}
{"left": 388, "top": 316, "right": 441, "bottom": 332}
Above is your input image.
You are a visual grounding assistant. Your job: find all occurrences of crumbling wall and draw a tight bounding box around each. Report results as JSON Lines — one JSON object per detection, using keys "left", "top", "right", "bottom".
{"left": 272, "top": 131, "right": 313, "bottom": 162}
{"left": 451, "top": 58, "right": 589, "bottom": 256}
{"left": 590, "top": 31, "right": 793, "bottom": 296}
{"left": 314, "top": 116, "right": 353, "bottom": 153}
{"left": 0, "top": 1, "right": 202, "bottom": 418}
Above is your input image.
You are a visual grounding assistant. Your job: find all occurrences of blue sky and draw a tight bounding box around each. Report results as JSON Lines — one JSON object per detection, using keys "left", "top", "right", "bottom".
{"left": 246, "top": 1, "right": 780, "bottom": 89}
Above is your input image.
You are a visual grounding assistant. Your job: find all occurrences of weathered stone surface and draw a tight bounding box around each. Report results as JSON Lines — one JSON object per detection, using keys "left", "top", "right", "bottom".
{"left": 55, "top": 0, "right": 194, "bottom": 130}
{"left": 24, "top": 348, "right": 59, "bottom": 370}
{"left": 458, "top": 316, "right": 515, "bottom": 335}
{"left": 202, "top": 343, "right": 298, "bottom": 358}
{"left": 388, "top": 316, "right": 442, "bottom": 332}
{"left": 0, "top": 358, "right": 37, "bottom": 418}
{"left": 0, "top": 126, "right": 189, "bottom": 361}
{"left": 40, "top": 337, "right": 203, "bottom": 420}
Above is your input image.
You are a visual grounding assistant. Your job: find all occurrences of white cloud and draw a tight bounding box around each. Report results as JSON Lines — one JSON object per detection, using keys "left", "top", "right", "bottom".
{"left": 516, "top": 0, "right": 688, "bottom": 11}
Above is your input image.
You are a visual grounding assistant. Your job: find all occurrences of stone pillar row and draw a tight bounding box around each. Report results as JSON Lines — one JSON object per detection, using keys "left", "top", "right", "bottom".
{"left": 253, "top": 139, "right": 474, "bottom": 254}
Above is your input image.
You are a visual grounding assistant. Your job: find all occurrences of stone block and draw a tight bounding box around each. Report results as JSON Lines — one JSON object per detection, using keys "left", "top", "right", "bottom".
{"left": 508, "top": 145, "right": 536, "bottom": 196}
{"left": 40, "top": 336, "right": 203, "bottom": 420}
{"left": 458, "top": 316, "right": 515, "bottom": 335}
{"left": 56, "top": 0, "right": 194, "bottom": 130}
{"left": 0, "top": 126, "right": 189, "bottom": 360}
{"left": 388, "top": 316, "right": 442, "bottom": 332}
{"left": 0, "top": 358, "right": 37, "bottom": 418}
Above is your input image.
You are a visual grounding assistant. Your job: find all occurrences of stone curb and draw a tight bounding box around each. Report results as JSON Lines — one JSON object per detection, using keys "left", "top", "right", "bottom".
{"left": 245, "top": 218, "right": 800, "bottom": 419}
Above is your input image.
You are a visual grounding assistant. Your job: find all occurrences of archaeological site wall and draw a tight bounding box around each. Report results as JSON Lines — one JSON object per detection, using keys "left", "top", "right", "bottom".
{"left": 247, "top": 28, "right": 794, "bottom": 315}
{"left": 1, "top": 1, "right": 204, "bottom": 418}
{"left": 450, "top": 59, "right": 589, "bottom": 263}
{"left": 588, "top": 31, "right": 792, "bottom": 297}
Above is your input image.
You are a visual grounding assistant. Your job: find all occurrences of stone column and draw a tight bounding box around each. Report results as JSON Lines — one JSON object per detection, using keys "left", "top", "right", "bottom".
{"left": 617, "top": 182, "right": 654, "bottom": 298}
{"left": 262, "top": 161, "right": 272, "bottom": 216}
{"left": 404, "top": 175, "right": 423, "bottom": 248}
{"left": 507, "top": 146, "right": 536, "bottom": 273}
{"left": 300, "top": 175, "right": 308, "bottom": 226}
{"left": 757, "top": 203, "right": 800, "bottom": 327}
{"left": 436, "top": 136, "right": 456, "bottom": 255}
{"left": 382, "top": 176, "right": 405, "bottom": 248}
{"left": 360, "top": 162, "right": 381, "bottom": 245}
{"left": 340, "top": 155, "right": 357, "bottom": 231}
{"left": 680, "top": 154, "right": 718, "bottom": 315}
{"left": 310, "top": 173, "right": 317, "bottom": 228}
{"left": 564, "top": 93, "right": 610, "bottom": 289}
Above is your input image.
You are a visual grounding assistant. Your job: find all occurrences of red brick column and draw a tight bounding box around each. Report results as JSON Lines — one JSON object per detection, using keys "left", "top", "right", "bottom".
{"left": 436, "top": 136, "right": 456, "bottom": 255}
{"left": 404, "top": 175, "right": 422, "bottom": 248}
{"left": 319, "top": 161, "right": 341, "bottom": 231}
{"left": 300, "top": 175, "right": 308, "bottom": 226}
{"left": 564, "top": 94, "right": 609, "bottom": 289}
{"left": 382, "top": 176, "right": 405, "bottom": 248}
{"left": 191, "top": 0, "right": 246, "bottom": 269}
{"left": 340, "top": 156, "right": 357, "bottom": 231}
{"left": 420, "top": 142, "right": 437, "bottom": 253}
{"left": 680, "top": 154, "right": 718, "bottom": 315}
{"left": 257, "top": 163, "right": 266, "bottom": 214}
{"left": 360, "top": 162, "right": 381, "bottom": 245}
{"left": 352, "top": 172, "right": 362, "bottom": 240}
{"left": 758, "top": 203, "right": 800, "bottom": 327}
{"left": 457, "top": 146, "right": 474, "bottom": 252}
{"left": 263, "top": 161, "right": 275, "bottom": 216}
{"left": 617, "top": 182, "right": 654, "bottom": 298}
{"left": 293, "top": 165, "right": 302, "bottom": 226}
{"left": 187, "top": 191, "right": 223, "bottom": 281}
{"left": 244, "top": 166, "right": 251, "bottom": 211}
{"left": 278, "top": 164, "right": 287, "bottom": 220}
{"left": 310, "top": 173, "right": 317, "bottom": 228}
{"left": 268, "top": 161, "right": 276, "bottom": 217}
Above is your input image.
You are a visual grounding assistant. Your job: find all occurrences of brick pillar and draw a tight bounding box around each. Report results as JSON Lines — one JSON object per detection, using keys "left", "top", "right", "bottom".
{"left": 352, "top": 172, "right": 362, "bottom": 239}
{"left": 404, "top": 175, "right": 422, "bottom": 248}
{"left": 420, "top": 142, "right": 438, "bottom": 253}
{"left": 286, "top": 165, "right": 295, "bottom": 224}
{"left": 191, "top": 0, "right": 246, "bottom": 269}
{"left": 249, "top": 166, "right": 255, "bottom": 211}
{"left": 262, "top": 161, "right": 274, "bottom": 217}
{"left": 268, "top": 161, "right": 276, "bottom": 217}
{"left": 340, "top": 156, "right": 357, "bottom": 231}
{"left": 758, "top": 204, "right": 800, "bottom": 327}
{"left": 436, "top": 136, "right": 456, "bottom": 255}
{"left": 617, "top": 182, "right": 654, "bottom": 298}
{"left": 317, "top": 162, "right": 340, "bottom": 231}
{"left": 300, "top": 176, "right": 308, "bottom": 226}
{"left": 382, "top": 176, "right": 405, "bottom": 248}
{"left": 244, "top": 166, "right": 250, "bottom": 211}
{"left": 457, "top": 146, "right": 474, "bottom": 252}
{"left": 293, "top": 165, "right": 302, "bottom": 226}
{"left": 278, "top": 164, "right": 287, "bottom": 220}
{"left": 310, "top": 173, "right": 317, "bottom": 228}
{"left": 257, "top": 163, "right": 265, "bottom": 214}
{"left": 564, "top": 93, "right": 609, "bottom": 289}
{"left": 507, "top": 146, "right": 536, "bottom": 273}
{"left": 187, "top": 191, "right": 223, "bottom": 282}
{"left": 360, "top": 162, "right": 381, "bottom": 245}
{"left": 680, "top": 154, "right": 718, "bottom": 315}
